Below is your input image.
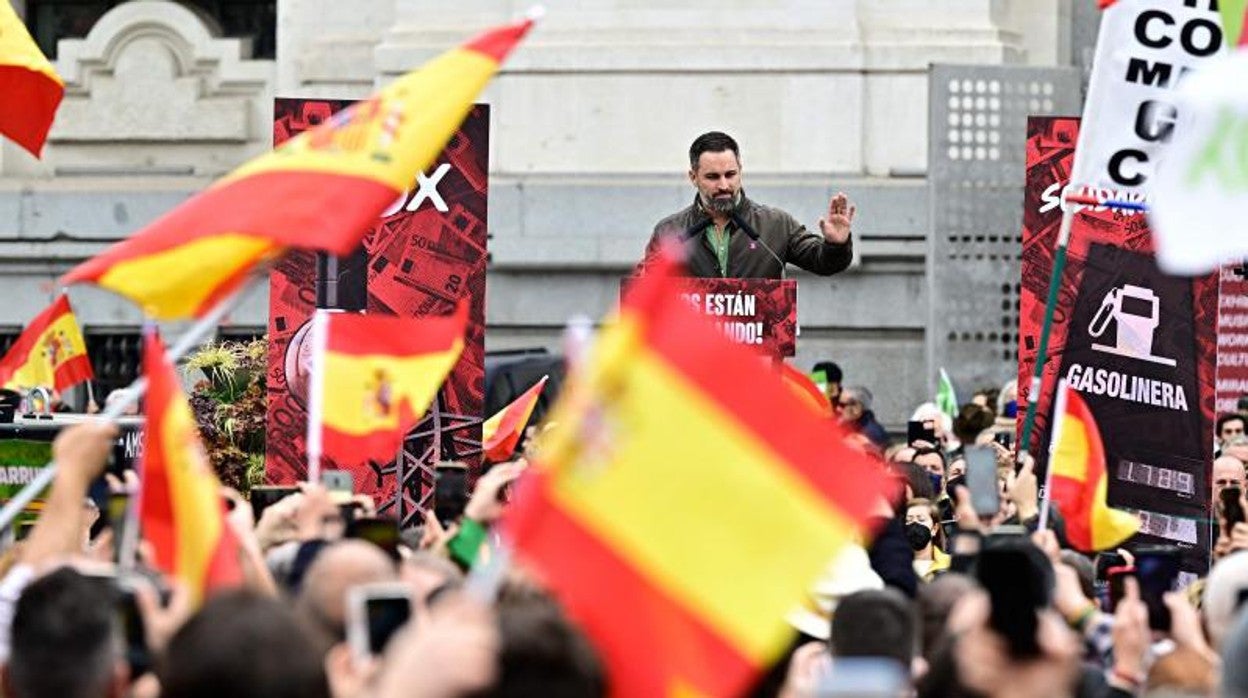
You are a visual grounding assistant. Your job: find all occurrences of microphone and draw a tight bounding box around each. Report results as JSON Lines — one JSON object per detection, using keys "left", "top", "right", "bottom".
{"left": 731, "top": 213, "right": 786, "bottom": 280}
{"left": 682, "top": 216, "right": 711, "bottom": 240}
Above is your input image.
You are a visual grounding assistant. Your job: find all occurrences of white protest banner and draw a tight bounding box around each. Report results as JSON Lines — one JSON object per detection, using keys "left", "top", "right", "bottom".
{"left": 1151, "top": 49, "right": 1248, "bottom": 274}
{"left": 1072, "top": 0, "right": 1223, "bottom": 194}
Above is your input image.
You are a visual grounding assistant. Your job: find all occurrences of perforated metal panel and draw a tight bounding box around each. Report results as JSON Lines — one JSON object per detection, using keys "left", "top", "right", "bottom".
{"left": 927, "top": 64, "right": 1081, "bottom": 394}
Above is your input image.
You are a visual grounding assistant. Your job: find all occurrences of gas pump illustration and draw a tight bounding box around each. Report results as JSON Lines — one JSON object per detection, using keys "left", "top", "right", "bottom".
{"left": 1088, "top": 284, "right": 1176, "bottom": 367}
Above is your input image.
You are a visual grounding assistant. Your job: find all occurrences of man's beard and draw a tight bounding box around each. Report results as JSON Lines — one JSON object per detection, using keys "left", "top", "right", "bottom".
{"left": 700, "top": 191, "right": 738, "bottom": 214}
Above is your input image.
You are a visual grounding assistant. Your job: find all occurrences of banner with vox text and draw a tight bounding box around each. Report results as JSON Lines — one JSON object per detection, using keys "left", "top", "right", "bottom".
{"left": 265, "top": 99, "right": 488, "bottom": 510}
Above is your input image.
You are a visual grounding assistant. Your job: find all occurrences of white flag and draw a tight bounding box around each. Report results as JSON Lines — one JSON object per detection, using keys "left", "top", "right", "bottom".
{"left": 1150, "top": 49, "right": 1248, "bottom": 275}
{"left": 1072, "top": 1, "right": 1223, "bottom": 196}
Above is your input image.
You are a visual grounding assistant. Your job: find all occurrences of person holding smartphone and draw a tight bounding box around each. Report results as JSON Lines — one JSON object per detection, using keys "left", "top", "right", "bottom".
{"left": 905, "top": 498, "right": 949, "bottom": 582}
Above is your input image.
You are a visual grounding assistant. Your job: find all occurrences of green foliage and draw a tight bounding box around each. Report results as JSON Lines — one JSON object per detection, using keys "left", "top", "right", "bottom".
{"left": 186, "top": 338, "right": 268, "bottom": 493}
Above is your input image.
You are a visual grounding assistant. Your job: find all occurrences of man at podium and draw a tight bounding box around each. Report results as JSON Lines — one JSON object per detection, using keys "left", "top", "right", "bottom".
{"left": 639, "top": 131, "right": 856, "bottom": 279}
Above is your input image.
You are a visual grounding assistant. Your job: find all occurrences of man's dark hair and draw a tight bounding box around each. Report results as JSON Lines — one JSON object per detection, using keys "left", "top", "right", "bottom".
{"left": 830, "top": 588, "right": 917, "bottom": 669}
{"left": 1219, "top": 413, "right": 1247, "bottom": 437}
{"left": 7, "top": 568, "right": 121, "bottom": 698}
{"left": 811, "top": 361, "right": 843, "bottom": 385}
{"left": 897, "top": 462, "right": 935, "bottom": 500}
{"left": 952, "top": 403, "right": 994, "bottom": 445}
{"left": 911, "top": 446, "right": 946, "bottom": 469}
{"left": 159, "top": 591, "right": 330, "bottom": 698}
{"left": 471, "top": 595, "right": 604, "bottom": 698}
{"left": 688, "top": 131, "right": 740, "bottom": 169}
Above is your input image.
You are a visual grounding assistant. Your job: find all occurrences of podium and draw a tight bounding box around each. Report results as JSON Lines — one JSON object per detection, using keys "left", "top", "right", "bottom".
{"left": 622, "top": 278, "right": 798, "bottom": 357}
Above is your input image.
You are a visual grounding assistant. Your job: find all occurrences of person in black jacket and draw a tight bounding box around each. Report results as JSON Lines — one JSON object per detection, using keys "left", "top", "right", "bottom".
{"left": 639, "top": 131, "right": 855, "bottom": 279}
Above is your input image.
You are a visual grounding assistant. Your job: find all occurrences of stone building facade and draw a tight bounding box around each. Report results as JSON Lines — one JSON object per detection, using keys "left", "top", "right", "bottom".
{"left": 0, "top": 0, "right": 1084, "bottom": 423}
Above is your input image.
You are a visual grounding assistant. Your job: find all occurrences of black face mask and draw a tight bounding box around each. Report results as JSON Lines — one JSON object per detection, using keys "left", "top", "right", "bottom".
{"left": 906, "top": 522, "right": 934, "bottom": 551}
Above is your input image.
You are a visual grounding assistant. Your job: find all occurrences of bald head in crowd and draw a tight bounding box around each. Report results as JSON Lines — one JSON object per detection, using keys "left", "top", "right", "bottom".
{"left": 295, "top": 540, "right": 397, "bottom": 642}
{"left": 1214, "top": 455, "right": 1246, "bottom": 503}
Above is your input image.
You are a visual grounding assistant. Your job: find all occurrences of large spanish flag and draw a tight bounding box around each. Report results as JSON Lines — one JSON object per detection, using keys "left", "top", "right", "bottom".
{"left": 60, "top": 18, "right": 535, "bottom": 320}
{"left": 1048, "top": 381, "right": 1140, "bottom": 552}
{"left": 139, "top": 331, "right": 243, "bottom": 605}
{"left": 506, "top": 255, "right": 891, "bottom": 697}
{"left": 482, "top": 375, "right": 548, "bottom": 463}
{"left": 0, "top": 0, "right": 63, "bottom": 158}
{"left": 0, "top": 295, "right": 93, "bottom": 392}
{"left": 310, "top": 301, "right": 469, "bottom": 466}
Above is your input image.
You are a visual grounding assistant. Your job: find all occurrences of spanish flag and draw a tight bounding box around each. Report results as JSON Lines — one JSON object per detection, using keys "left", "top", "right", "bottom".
{"left": 60, "top": 17, "right": 534, "bottom": 319}
{"left": 778, "top": 361, "right": 832, "bottom": 418}
{"left": 139, "top": 330, "right": 243, "bottom": 605}
{"left": 0, "top": 295, "right": 93, "bottom": 392}
{"left": 1048, "top": 380, "right": 1140, "bottom": 552}
{"left": 0, "top": 0, "right": 63, "bottom": 158}
{"left": 309, "top": 302, "right": 469, "bottom": 467}
{"left": 482, "top": 375, "right": 548, "bottom": 463}
{"left": 506, "top": 255, "right": 891, "bottom": 697}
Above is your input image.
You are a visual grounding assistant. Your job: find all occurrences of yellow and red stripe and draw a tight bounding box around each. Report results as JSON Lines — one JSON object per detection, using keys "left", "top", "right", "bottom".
{"left": 507, "top": 255, "right": 889, "bottom": 696}
{"left": 482, "top": 376, "right": 548, "bottom": 463}
{"left": 0, "top": 0, "right": 63, "bottom": 158}
{"left": 778, "top": 361, "right": 833, "bottom": 418}
{"left": 139, "top": 331, "right": 242, "bottom": 605}
{"left": 319, "top": 301, "right": 469, "bottom": 465}
{"left": 60, "top": 17, "right": 534, "bottom": 319}
{"left": 1049, "top": 382, "right": 1139, "bottom": 552}
{"left": 0, "top": 295, "right": 93, "bottom": 392}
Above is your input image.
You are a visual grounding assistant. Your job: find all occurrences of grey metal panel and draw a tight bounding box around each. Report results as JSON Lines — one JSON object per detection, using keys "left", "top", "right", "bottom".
{"left": 927, "top": 64, "right": 1080, "bottom": 396}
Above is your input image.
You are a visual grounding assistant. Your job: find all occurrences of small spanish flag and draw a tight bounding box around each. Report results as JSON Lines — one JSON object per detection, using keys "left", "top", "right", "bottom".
{"left": 1048, "top": 380, "right": 1140, "bottom": 552}
{"left": 778, "top": 361, "right": 832, "bottom": 418}
{"left": 505, "top": 254, "right": 890, "bottom": 697}
{"left": 482, "top": 375, "right": 548, "bottom": 463}
{"left": 0, "top": 295, "right": 93, "bottom": 392}
{"left": 139, "top": 330, "right": 243, "bottom": 605}
{"left": 309, "top": 302, "right": 469, "bottom": 467}
{"left": 60, "top": 17, "right": 534, "bottom": 319}
{"left": 0, "top": 0, "right": 63, "bottom": 158}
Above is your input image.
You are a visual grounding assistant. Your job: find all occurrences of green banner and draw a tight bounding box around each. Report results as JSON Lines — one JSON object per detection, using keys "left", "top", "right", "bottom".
{"left": 1223, "top": 0, "right": 1247, "bottom": 47}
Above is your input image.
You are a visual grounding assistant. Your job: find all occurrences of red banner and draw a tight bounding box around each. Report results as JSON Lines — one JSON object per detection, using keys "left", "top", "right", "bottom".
{"left": 265, "top": 99, "right": 488, "bottom": 503}
{"left": 622, "top": 278, "right": 797, "bottom": 357}
{"left": 1019, "top": 116, "right": 1217, "bottom": 575}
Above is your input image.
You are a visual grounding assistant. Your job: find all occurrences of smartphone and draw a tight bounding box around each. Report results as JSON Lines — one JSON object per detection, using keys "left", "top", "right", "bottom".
{"left": 117, "top": 578, "right": 152, "bottom": 676}
{"left": 249, "top": 486, "right": 299, "bottom": 523}
{"left": 347, "top": 516, "right": 401, "bottom": 561}
{"left": 346, "top": 583, "right": 413, "bottom": 660}
{"left": 965, "top": 446, "right": 1000, "bottom": 517}
{"left": 907, "top": 420, "right": 937, "bottom": 446}
{"left": 994, "top": 431, "right": 1014, "bottom": 449}
{"left": 107, "top": 492, "right": 140, "bottom": 566}
{"left": 1135, "top": 546, "right": 1181, "bottom": 631}
{"left": 1094, "top": 552, "right": 1127, "bottom": 582}
{"left": 812, "top": 657, "right": 908, "bottom": 697}
{"left": 434, "top": 464, "right": 469, "bottom": 527}
{"left": 321, "top": 469, "right": 354, "bottom": 494}
{"left": 1223, "top": 486, "right": 1245, "bottom": 528}
{"left": 1106, "top": 565, "right": 1135, "bottom": 612}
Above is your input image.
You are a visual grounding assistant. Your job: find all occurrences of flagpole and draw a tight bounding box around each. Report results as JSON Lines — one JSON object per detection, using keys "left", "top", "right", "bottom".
{"left": 305, "top": 310, "right": 329, "bottom": 485}
{"left": 1035, "top": 379, "right": 1068, "bottom": 532}
{"left": 0, "top": 276, "right": 258, "bottom": 532}
{"left": 1017, "top": 204, "right": 1075, "bottom": 467}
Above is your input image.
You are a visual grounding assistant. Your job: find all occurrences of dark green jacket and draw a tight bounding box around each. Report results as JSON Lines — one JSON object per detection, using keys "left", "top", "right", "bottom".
{"left": 640, "top": 192, "right": 854, "bottom": 279}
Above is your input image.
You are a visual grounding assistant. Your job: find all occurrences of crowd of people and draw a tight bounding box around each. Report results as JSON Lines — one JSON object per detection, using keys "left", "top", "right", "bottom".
{"left": 0, "top": 362, "right": 1245, "bottom": 698}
